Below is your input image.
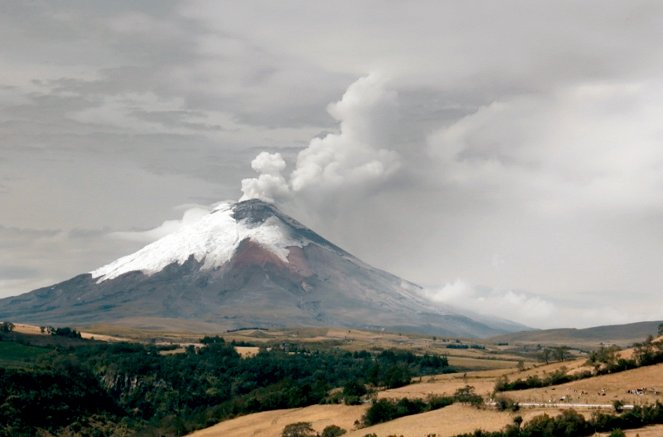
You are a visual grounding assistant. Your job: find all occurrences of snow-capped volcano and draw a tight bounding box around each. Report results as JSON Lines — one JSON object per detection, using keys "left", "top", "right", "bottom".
{"left": 0, "top": 199, "right": 524, "bottom": 337}
{"left": 91, "top": 201, "right": 305, "bottom": 282}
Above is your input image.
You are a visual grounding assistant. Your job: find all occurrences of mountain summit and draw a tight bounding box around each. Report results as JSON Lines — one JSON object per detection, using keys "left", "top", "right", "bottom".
{"left": 0, "top": 199, "right": 522, "bottom": 337}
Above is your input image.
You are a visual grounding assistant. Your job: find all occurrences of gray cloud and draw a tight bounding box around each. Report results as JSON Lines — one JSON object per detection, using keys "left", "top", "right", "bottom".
{"left": 0, "top": 225, "right": 138, "bottom": 297}
{"left": 2, "top": 1, "right": 663, "bottom": 327}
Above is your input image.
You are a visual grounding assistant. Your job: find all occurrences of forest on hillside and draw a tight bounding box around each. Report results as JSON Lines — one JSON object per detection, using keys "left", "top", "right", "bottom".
{"left": 0, "top": 329, "right": 451, "bottom": 436}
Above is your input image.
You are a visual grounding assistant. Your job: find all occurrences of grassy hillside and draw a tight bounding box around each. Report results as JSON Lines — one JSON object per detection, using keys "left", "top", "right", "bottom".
{"left": 4, "top": 322, "right": 662, "bottom": 437}
{"left": 189, "top": 333, "right": 663, "bottom": 437}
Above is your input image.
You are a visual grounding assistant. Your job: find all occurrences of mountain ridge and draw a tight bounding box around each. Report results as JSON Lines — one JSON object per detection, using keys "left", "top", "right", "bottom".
{"left": 0, "top": 199, "right": 524, "bottom": 337}
{"left": 490, "top": 320, "right": 663, "bottom": 347}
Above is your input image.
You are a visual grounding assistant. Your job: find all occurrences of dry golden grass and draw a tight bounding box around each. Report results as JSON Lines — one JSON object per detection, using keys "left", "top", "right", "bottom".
{"left": 79, "top": 331, "right": 132, "bottom": 342}
{"left": 222, "top": 327, "right": 533, "bottom": 371}
{"left": 380, "top": 378, "right": 497, "bottom": 399}
{"left": 14, "top": 323, "right": 132, "bottom": 343}
{"left": 13, "top": 323, "right": 45, "bottom": 335}
{"left": 187, "top": 404, "right": 366, "bottom": 437}
{"left": 186, "top": 359, "right": 663, "bottom": 437}
{"left": 505, "top": 362, "right": 663, "bottom": 405}
{"left": 447, "top": 356, "right": 520, "bottom": 370}
{"left": 384, "top": 358, "right": 590, "bottom": 402}
{"left": 511, "top": 357, "right": 587, "bottom": 379}
{"left": 76, "top": 323, "right": 537, "bottom": 373}
{"left": 344, "top": 403, "right": 514, "bottom": 437}
{"left": 235, "top": 346, "right": 260, "bottom": 358}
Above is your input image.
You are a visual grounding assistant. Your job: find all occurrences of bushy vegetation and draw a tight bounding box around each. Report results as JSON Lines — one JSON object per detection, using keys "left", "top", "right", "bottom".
{"left": 282, "top": 421, "right": 317, "bottom": 437}
{"left": 493, "top": 395, "right": 520, "bottom": 412}
{"left": 0, "top": 342, "right": 50, "bottom": 368}
{"left": 362, "top": 397, "right": 444, "bottom": 426}
{"left": 0, "top": 366, "right": 122, "bottom": 436}
{"left": 321, "top": 424, "right": 347, "bottom": 436}
{"left": 588, "top": 336, "right": 663, "bottom": 372}
{"left": 495, "top": 336, "right": 663, "bottom": 393}
{"left": 455, "top": 402, "right": 663, "bottom": 437}
{"left": 46, "top": 325, "right": 82, "bottom": 338}
{"left": 493, "top": 366, "right": 592, "bottom": 392}
{"left": 0, "top": 321, "right": 15, "bottom": 333}
{"left": 0, "top": 329, "right": 451, "bottom": 436}
{"left": 361, "top": 385, "right": 481, "bottom": 426}
{"left": 446, "top": 343, "right": 485, "bottom": 350}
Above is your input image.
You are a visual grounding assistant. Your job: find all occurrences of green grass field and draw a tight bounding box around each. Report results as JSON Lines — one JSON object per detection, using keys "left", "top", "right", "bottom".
{"left": 0, "top": 341, "right": 50, "bottom": 368}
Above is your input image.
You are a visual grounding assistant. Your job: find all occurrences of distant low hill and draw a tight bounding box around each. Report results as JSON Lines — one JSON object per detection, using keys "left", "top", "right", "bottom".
{"left": 490, "top": 320, "right": 663, "bottom": 347}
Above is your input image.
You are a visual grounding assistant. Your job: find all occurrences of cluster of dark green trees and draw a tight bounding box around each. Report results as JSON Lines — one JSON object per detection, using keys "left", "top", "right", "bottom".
{"left": 455, "top": 402, "right": 663, "bottom": 437}
{"left": 0, "top": 322, "right": 15, "bottom": 334}
{"left": 362, "top": 385, "right": 482, "bottom": 426}
{"left": 0, "top": 333, "right": 450, "bottom": 436}
{"left": 281, "top": 421, "right": 346, "bottom": 437}
{"left": 44, "top": 325, "right": 82, "bottom": 338}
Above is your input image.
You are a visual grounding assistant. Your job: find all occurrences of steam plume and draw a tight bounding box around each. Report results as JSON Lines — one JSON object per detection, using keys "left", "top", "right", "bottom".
{"left": 240, "top": 74, "right": 401, "bottom": 203}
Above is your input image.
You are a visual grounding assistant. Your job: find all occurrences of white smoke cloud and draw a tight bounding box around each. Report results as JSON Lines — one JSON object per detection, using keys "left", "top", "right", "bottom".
{"left": 240, "top": 74, "right": 401, "bottom": 203}
{"left": 110, "top": 205, "right": 211, "bottom": 242}
{"left": 239, "top": 152, "right": 291, "bottom": 203}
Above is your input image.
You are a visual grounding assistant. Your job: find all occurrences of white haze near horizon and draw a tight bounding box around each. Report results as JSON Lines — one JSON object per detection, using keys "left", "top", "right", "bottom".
{"left": 2, "top": 1, "right": 663, "bottom": 329}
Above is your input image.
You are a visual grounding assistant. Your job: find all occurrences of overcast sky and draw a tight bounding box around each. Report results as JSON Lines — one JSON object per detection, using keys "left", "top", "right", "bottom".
{"left": 2, "top": 1, "right": 663, "bottom": 328}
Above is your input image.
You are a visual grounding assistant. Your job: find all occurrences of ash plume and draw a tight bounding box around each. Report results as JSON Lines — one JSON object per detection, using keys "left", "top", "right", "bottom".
{"left": 240, "top": 74, "right": 401, "bottom": 205}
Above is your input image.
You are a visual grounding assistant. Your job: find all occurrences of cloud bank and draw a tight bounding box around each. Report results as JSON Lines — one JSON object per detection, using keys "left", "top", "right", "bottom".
{"left": 423, "top": 279, "right": 663, "bottom": 329}
{"left": 3, "top": 2, "right": 663, "bottom": 328}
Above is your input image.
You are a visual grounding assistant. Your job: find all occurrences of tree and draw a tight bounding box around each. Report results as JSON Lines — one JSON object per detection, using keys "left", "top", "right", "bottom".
{"left": 613, "top": 399, "right": 624, "bottom": 413}
{"left": 0, "top": 321, "right": 15, "bottom": 333}
{"left": 553, "top": 346, "right": 570, "bottom": 362}
{"left": 453, "top": 385, "right": 483, "bottom": 406}
{"left": 343, "top": 380, "right": 367, "bottom": 404}
{"left": 201, "top": 335, "right": 225, "bottom": 345}
{"left": 658, "top": 323, "right": 663, "bottom": 336}
{"left": 49, "top": 326, "right": 81, "bottom": 338}
{"left": 321, "top": 424, "right": 346, "bottom": 437}
{"left": 588, "top": 344, "right": 620, "bottom": 371}
{"left": 384, "top": 364, "right": 411, "bottom": 389}
{"left": 282, "top": 422, "right": 317, "bottom": 437}
{"left": 634, "top": 337, "right": 656, "bottom": 366}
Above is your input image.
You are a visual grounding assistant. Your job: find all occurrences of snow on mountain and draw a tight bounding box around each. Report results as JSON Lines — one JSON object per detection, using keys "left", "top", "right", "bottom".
{"left": 91, "top": 201, "right": 304, "bottom": 283}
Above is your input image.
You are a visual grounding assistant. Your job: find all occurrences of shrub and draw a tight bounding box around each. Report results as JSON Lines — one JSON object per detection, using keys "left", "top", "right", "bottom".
{"left": 321, "top": 424, "right": 346, "bottom": 437}
{"left": 47, "top": 326, "right": 81, "bottom": 338}
{"left": 453, "top": 385, "right": 483, "bottom": 406}
{"left": 361, "top": 394, "right": 455, "bottom": 427}
{"left": 494, "top": 396, "right": 519, "bottom": 412}
{"left": 343, "top": 380, "right": 367, "bottom": 405}
{"left": 282, "top": 421, "right": 317, "bottom": 437}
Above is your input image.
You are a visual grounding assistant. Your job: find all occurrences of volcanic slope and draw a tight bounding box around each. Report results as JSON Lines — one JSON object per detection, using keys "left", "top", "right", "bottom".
{"left": 0, "top": 199, "right": 522, "bottom": 337}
